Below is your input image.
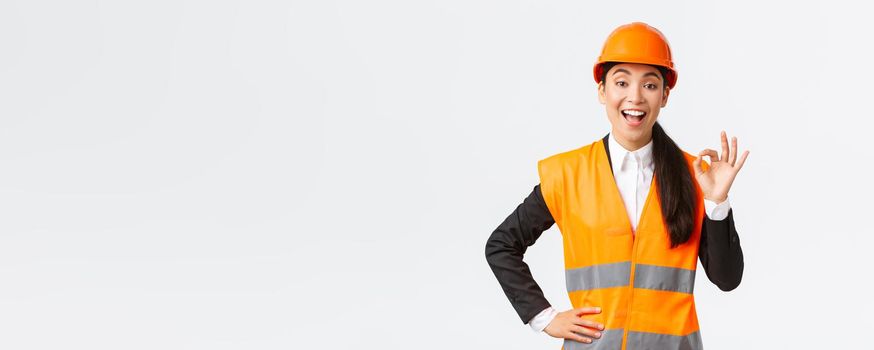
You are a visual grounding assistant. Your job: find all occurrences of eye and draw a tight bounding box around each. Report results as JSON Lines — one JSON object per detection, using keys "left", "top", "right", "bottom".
{"left": 644, "top": 83, "right": 658, "bottom": 90}
{"left": 615, "top": 81, "right": 627, "bottom": 87}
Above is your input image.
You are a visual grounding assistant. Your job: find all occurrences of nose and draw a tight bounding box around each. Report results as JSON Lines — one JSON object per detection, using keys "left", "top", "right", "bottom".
{"left": 626, "top": 86, "right": 645, "bottom": 105}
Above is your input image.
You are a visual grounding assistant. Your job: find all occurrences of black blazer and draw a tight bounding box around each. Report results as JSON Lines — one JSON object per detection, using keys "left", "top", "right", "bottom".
{"left": 485, "top": 134, "right": 744, "bottom": 324}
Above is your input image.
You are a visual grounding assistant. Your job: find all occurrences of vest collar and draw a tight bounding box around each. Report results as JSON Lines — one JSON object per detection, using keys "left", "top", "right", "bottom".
{"left": 605, "top": 133, "right": 654, "bottom": 176}
{"left": 599, "top": 133, "right": 658, "bottom": 233}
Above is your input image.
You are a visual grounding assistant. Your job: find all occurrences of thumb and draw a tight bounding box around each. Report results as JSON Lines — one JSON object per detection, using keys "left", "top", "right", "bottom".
{"left": 693, "top": 155, "right": 704, "bottom": 176}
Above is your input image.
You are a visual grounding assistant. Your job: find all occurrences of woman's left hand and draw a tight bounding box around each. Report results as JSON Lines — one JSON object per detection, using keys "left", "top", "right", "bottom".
{"left": 693, "top": 131, "right": 750, "bottom": 203}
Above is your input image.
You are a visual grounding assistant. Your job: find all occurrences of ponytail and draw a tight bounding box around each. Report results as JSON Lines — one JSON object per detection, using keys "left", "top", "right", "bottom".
{"left": 652, "top": 122, "right": 697, "bottom": 247}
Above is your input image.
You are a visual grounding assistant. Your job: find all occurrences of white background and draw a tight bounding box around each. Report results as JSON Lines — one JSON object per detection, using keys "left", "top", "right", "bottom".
{"left": 1, "top": 0, "right": 871, "bottom": 349}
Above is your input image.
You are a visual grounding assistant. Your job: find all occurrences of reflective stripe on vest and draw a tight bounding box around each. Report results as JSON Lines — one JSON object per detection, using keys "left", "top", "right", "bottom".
{"left": 566, "top": 262, "right": 695, "bottom": 294}
{"left": 540, "top": 138, "right": 707, "bottom": 350}
{"left": 566, "top": 262, "right": 631, "bottom": 292}
{"left": 633, "top": 264, "right": 696, "bottom": 294}
{"left": 627, "top": 331, "right": 703, "bottom": 350}
{"left": 564, "top": 329, "right": 625, "bottom": 350}
{"left": 562, "top": 330, "right": 701, "bottom": 350}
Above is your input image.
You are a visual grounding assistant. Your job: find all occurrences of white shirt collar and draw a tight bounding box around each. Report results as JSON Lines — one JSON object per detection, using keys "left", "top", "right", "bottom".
{"left": 608, "top": 132, "right": 654, "bottom": 174}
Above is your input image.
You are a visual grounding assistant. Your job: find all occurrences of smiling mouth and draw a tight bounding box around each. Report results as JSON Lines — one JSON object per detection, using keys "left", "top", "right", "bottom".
{"left": 621, "top": 109, "right": 646, "bottom": 126}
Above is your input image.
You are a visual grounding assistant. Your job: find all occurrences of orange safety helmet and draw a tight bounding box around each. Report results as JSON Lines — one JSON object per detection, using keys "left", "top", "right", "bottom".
{"left": 593, "top": 22, "right": 678, "bottom": 89}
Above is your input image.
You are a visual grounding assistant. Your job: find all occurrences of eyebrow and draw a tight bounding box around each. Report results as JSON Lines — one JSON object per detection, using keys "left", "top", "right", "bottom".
{"left": 612, "top": 69, "right": 631, "bottom": 76}
{"left": 611, "top": 69, "right": 662, "bottom": 81}
{"left": 643, "top": 72, "right": 662, "bottom": 80}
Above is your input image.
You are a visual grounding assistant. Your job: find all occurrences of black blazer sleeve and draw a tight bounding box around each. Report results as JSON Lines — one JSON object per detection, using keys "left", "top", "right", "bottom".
{"left": 485, "top": 184, "right": 555, "bottom": 324}
{"left": 698, "top": 208, "right": 744, "bottom": 291}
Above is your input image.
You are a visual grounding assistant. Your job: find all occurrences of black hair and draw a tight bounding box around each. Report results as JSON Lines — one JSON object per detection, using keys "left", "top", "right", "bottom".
{"left": 600, "top": 62, "right": 696, "bottom": 248}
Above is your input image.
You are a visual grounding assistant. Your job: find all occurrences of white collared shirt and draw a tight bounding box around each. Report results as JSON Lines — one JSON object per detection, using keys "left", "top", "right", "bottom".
{"left": 608, "top": 132, "right": 655, "bottom": 232}
{"left": 528, "top": 134, "right": 731, "bottom": 332}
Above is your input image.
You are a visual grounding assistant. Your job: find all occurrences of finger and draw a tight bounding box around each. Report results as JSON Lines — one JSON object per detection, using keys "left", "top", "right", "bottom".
{"left": 571, "top": 325, "right": 602, "bottom": 339}
{"left": 572, "top": 317, "right": 605, "bottom": 330}
{"left": 699, "top": 149, "right": 719, "bottom": 164}
{"left": 729, "top": 136, "right": 738, "bottom": 166}
{"left": 574, "top": 307, "right": 601, "bottom": 315}
{"left": 565, "top": 331, "right": 593, "bottom": 344}
{"left": 720, "top": 131, "right": 729, "bottom": 163}
{"left": 734, "top": 150, "right": 750, "bottom": 170}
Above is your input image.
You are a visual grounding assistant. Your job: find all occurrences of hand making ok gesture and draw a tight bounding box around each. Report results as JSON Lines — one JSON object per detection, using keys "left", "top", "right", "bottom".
{"left": 693, "top": 131, "right": 750, "bottom": 203}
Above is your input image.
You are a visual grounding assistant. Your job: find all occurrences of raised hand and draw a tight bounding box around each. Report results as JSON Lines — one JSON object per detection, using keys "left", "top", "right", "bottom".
{"left": 544, "top": 307, "right": 604, "bottom": 344}
{"left": 692, "top": 131, "right": 750, "bottom": 203}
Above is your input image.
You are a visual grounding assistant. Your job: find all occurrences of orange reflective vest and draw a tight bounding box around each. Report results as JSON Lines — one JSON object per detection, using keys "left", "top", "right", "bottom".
{"left": 538, "top": 138, "right": 707, "bottom": 350}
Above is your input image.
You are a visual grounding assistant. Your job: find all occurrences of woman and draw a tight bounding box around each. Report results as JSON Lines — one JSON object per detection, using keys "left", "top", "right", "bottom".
{"left": 485, "top": 22, "right": 749, "bottom": 350}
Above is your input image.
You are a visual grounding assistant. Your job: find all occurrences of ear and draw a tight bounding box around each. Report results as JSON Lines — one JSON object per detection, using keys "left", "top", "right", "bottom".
{"left": 660, "top": 87, "right": 670, "bottom": 108}
{"left": 598, "top": 81, "right": 606, "bottom": 105}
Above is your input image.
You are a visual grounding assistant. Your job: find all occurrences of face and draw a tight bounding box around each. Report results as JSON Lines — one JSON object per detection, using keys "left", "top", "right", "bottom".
{"left": 598, "top": 63, "right": 670, "bottom": 150}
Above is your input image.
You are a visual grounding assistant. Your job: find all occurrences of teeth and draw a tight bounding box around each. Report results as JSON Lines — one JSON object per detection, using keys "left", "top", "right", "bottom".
{"left": 623, "top": 110, "right": 645, "bottom": 116}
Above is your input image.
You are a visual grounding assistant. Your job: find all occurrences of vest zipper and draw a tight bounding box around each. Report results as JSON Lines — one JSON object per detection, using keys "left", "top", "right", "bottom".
{"left": 621, "top": 230, "right": 641, "bottom": 350}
